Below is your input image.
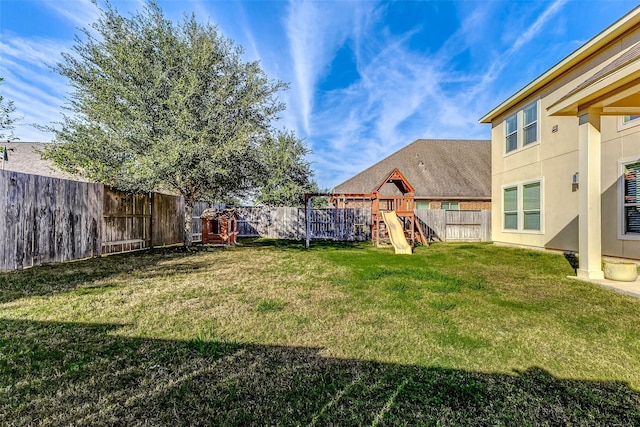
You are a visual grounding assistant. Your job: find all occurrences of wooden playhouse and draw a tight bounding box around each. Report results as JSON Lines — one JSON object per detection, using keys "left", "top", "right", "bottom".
{"left": 201, "top": 208, "right": 238, "bottom": 245}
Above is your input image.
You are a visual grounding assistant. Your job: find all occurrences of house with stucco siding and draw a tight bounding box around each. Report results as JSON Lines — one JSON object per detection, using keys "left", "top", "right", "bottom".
{"left": 480, "top": 5, "right": 640, "bottom": 280}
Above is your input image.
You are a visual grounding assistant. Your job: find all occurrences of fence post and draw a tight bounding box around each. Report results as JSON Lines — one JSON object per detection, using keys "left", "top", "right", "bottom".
{"left": 305, "top": 196, "right": 311, "bottom": 249}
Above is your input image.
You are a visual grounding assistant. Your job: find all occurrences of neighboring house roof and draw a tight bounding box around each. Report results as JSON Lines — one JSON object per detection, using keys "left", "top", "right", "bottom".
{"left": 480, "top": 5, "right": 640, "bottom": 123}
{"left": 332, "top": 139, "right": 491, "bottom": 200}
{"left": 1, "top": 142, "right": 89, "bottom": 181}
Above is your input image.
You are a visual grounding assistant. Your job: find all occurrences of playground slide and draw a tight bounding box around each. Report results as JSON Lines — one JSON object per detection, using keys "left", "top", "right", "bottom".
{"left": 381, "top": 211, "right": 412, "bottom": 255}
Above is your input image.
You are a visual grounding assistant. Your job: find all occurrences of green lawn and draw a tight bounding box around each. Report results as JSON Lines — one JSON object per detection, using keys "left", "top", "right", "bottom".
{"left": 1, "top": 240, "right": 639, "bottom": 425}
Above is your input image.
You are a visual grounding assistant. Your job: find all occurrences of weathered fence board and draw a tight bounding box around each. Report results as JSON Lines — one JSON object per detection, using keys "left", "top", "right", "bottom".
{"left": 102, "top": 188, "right": 152, "bottom": 254}
{"left": 1, "top": 171, "right": 214, "bottom": 270}
{"left": 235, "top": 207, "right": 371, "bottom": 241}
{"left": 1, "top": 170, "right": 102, "bottom": 270}
{"left": 151, "top": 192, "right": 184, "bottom": 247}
{"left": 191, "top": 201, "right": 210, "bottom": 242}
{"left": 415, "top": 209, "right": 491, "bottom": 242}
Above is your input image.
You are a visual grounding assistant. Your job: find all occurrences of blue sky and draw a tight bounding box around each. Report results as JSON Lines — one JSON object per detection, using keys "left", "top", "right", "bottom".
{"left": 1, "top": 1, "right": 638, "bottom": 189}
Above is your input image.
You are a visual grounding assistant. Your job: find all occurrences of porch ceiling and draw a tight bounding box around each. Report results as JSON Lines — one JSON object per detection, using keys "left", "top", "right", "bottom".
{"left": 548, "top": 69, "right": 640, "bottom": 116}
{"left": 548, "top": 39, "right": 640, "bottom": 116}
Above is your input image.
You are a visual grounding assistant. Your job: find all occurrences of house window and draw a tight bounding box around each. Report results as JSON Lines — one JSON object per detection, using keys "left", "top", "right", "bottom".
{"left": 441, "top": 202, "right": 459, "bottom": 210}
{"left": 618, "top": 115, "right": 640, "bottom": 131}
{"left": 523, "top": 182, "right": 541, "bottom": 230}
{"left": 416, "top": 201, "right": 430, "bottom": 210}
{"left": 505, "top": 114, "right": 518, "bottom": 153}
{"left": 623, "top": 161, "right": 640, "bottom": 235}
{"left": 505, "top": 100, "right": 539, "bottom": 154}
{"left": 503, "top": 186, "right": 518, "bottom": 230}
{"left": 523, "top": 103, "right": 538, "bottom": 146}
{"left": 503, "top": 181, "right": 542, "bottom": 231}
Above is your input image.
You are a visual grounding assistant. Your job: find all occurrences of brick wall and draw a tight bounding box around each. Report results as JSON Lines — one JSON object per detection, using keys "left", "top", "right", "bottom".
{"left": 459, "top": 201, "right": 492, "bottom": 210}
{"left": 333, "top": 198, "right": 371, "bottom": 209}
{"left": 334, "top": 198, "right": 492, "bottom": 210}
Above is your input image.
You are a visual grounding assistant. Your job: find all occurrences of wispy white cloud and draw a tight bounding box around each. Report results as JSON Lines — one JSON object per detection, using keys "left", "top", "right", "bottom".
{"left": 298, "top": 6, "right": 480, "bottom": 187}
{"left": 303, "top": 0, "right": 569, "bottom": 188}
{"left": 0, "top": 34, "right": 70, "bottom": 141}
{"left": 284, "top": 0, "right": 360, "bottom": 134}
{"left": 41, "top": 0, "right": 100, "bottom": 29}
{"left": 469, "top": 0, "right": 567, "bottom": 99}
{"left": 0, "top": 34, "right": 68, "bottom": 69}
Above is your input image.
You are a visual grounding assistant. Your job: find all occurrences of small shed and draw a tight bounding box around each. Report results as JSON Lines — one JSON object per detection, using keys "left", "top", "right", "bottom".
{"left": 201, "top": 208, "right": 238, "bottom": 245}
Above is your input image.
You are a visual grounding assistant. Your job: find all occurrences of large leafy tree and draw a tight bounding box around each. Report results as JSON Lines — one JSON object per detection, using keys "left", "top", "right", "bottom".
{"left": 256, "top": 129, "right": 320, "bottom": 207}
{"left": 43, "top": 1, "right": 286, "bottom": 246}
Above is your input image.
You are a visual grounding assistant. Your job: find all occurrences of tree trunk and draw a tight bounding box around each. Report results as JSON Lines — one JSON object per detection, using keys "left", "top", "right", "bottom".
{"left": 184, "top": 198, "right": 193, "bottom": 248}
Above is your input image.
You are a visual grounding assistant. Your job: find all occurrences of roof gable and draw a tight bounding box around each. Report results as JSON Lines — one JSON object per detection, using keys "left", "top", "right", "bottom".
{"left": 373, "top": 168, "right": 414, "bottom": 195}
{"left": 333, "top": 139, "right": 491, "bottom": 199}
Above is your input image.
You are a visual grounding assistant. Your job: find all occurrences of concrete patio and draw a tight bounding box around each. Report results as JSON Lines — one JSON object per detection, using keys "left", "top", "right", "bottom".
{"left": 569, "top": 275, "right": 640, "bottom": 298}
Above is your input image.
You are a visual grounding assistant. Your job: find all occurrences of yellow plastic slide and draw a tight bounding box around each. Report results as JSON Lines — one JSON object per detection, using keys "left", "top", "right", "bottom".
{"left": 381, "top": 211, "right": 412, "bottom": 255}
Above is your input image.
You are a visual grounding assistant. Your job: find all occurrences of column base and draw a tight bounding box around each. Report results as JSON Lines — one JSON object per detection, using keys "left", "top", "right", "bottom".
{"left": 576, "top": 268, "right": 605, "bottom": 280}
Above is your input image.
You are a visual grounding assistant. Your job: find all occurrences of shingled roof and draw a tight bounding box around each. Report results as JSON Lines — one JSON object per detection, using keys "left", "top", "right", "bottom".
{"left": 332, "top": 139, "right": 491, "bottom": 199}
{"left": 1, "top": 142, "right": 88, "bottom": 181}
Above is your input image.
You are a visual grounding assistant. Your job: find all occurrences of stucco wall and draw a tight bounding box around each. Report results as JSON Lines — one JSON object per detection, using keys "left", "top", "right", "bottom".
{"left": 490, "top": 26, "right": 640, "bottom": 258}
{"left": 600, "top": 117, "right": 640, "bottom": 258}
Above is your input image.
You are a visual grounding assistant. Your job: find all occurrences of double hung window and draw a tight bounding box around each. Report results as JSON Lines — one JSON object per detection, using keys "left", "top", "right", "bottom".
{"left": 503, "top": 181, "right": 542, "bottom": 232}
{"left": 503, "top": 187, "right": 518, "bottom": 230}
{"left": 505, "top": 100, "right": 539, "bottom": 154}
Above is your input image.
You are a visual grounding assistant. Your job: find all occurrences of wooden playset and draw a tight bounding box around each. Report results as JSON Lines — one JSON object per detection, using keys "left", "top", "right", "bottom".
{"left": 370, "top": 168, "right": 427, "bottom": 247}
{"left": 304, "top": 168, "right": 427, "bottom": 249}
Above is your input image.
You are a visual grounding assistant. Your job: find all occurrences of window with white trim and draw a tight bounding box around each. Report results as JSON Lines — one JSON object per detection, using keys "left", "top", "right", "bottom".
{"left": 503, "top": 186, "right": 518, "bottom": 230}
{"left": 504, "top": 100, "right": 539, "bottom": 154}
{"left": 503, "top": 181, "right": 541, "bottom": 231}
{"left": 505, "top": 115, "right": 518, "bottom": 153}
{"left": 441, "top": 202, "right": 459, "bottom": 210}
{"left": 617, "top": 115, "right": 640, "bottom": 131}
{"left": 523, "top": 182, "right": 541, "bottom": 230}
{"left": 523, "top": 103, "right": 538, "bottom": 146}
{"left": 622, "top": 161, "right": 640, "bottom": 235}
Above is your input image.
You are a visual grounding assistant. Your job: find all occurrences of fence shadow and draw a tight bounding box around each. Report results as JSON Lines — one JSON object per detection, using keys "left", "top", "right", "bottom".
{"left": 2, "top": 318, "right": 639, "bottom": 426}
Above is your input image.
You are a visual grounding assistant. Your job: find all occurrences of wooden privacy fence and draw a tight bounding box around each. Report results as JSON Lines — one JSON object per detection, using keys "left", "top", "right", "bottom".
{"left": 1, "top": 170, "right": 492, "bottom": 271}
{"left": 1, "top": 170, "right": 102, "bottom": 270}
{"left": 415, "top": 209, "right": 491, "bottom": 242}
{"left": 101, "top": 191, "right": 209, "bottom": 254}
{"left": 1, "top": 170, "right": 210, "bottom": 270}
{"left": 235, "top": 207, "right": 371, "bottom": 241}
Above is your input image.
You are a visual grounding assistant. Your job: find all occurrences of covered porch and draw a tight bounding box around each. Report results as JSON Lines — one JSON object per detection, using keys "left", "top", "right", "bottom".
{"left": 548, "top": 41, "right": 640, "bottom": 282}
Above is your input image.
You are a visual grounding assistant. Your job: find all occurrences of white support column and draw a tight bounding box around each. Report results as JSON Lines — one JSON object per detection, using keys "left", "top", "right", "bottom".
{"left": 577, "top": 110, "right": 604, "bottom": 280}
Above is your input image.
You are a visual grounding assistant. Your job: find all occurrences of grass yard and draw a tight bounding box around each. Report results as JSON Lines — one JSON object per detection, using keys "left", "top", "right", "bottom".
{"left": 1, "top": 239, "right": 640, "bottom": 425}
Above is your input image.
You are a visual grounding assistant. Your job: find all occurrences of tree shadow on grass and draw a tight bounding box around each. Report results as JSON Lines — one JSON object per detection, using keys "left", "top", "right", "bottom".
{"left": 1, "top": 318, "right": 639, "bottom": 426}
